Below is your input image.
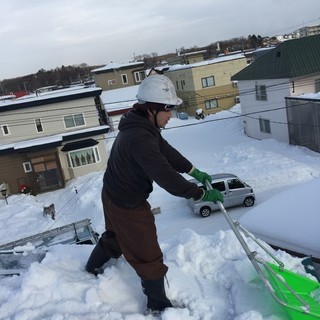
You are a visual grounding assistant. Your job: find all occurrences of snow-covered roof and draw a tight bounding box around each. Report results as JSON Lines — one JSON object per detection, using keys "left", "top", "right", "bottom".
{"left": 0, "top": 94, "right": 16, "bottom": 101}
{"left": 20, "top": 86, "right": 99, "bottom": 102}
{"left": 182, "top": 50, "right": 207, "bottom": 56}
{"left": 0, "top": 125, "right": 109, "bottom": 152}
{"left": 167, "top": 53, "right": 246, "bottom": 71}
{"left": 0, "top": 86, "right": 102, "bottom": 113}
{"left": 240, "top": 178, "right": 320, "bottom": 259}
{"left": 292, "top": 92, "right": 320, "bottom": 100}
{"left": 91, "top": 61, "right": 144, "bottom": 73}
{"left": 0, "top": 86, "right": 101, "bottom": 108}
{"left": 100, "top": 85, "right": 139, "bottom": 113}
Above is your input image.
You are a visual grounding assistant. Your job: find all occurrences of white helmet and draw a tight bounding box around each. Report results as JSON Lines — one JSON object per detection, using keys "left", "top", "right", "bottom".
{"left": 136, "top": 74, "right": 182, "bottom": 106}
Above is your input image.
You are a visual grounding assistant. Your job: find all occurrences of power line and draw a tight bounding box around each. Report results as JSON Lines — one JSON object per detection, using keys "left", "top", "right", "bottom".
{"left": 266, "top": 17, "right": 320, "bottom": 36}
{"left": 1, "top": 76, "right": 317, "bottom": 124}
{"left": 0, "top": 69, "right": 319, "bottom": 140}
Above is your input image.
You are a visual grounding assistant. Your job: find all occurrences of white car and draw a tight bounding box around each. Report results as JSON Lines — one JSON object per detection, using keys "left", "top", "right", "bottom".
{"left": 189, "top": 173, "right": 255, "bottom": 217}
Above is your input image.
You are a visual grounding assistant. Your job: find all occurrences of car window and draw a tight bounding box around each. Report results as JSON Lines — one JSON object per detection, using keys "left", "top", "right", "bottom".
{"left": 211, "top": 181, "right": 226, "bottom": 192}
{"left": 227, "top": 179, "right": 245, "bottom": 190}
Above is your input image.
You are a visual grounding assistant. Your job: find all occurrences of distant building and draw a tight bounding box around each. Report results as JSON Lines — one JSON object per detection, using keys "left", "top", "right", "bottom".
{"left": 0, "top": 94, "right": 16, "bottom": 102}
{"left": 167, "top": 50, "right": 207, "bottom": 65}
{"left": 164, "top": 53, "right": 248, "bottom": 116}
{"left": 298, "top": 24, "right": 320, "bottom": 38}
{"left": 244, "top": 47, "right": 275, "bottom": 64}
{"left": 91, "top": 61, "right": 146, "bottom": 91}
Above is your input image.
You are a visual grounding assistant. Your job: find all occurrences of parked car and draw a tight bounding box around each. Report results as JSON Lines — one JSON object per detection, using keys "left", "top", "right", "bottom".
{"left": 189, "top": 173, "right": 255, "bottom": 217}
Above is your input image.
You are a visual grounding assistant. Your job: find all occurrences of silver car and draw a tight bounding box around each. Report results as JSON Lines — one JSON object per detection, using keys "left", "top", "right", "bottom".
{"left": 189, "top": 173, "right": 255, "bottom": 218}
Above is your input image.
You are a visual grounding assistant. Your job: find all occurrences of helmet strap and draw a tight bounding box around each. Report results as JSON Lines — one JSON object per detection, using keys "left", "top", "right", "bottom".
{"left": 147, "top": 109, "right": 160, "bottom": 129}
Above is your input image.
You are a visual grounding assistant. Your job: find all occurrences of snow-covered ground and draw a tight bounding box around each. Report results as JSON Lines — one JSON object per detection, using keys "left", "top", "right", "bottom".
{"left": 1, "top": 104, "right": 320, "bottom": 320}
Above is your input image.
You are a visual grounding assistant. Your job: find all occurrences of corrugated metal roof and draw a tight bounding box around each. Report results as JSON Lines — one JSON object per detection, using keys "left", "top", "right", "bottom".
{"left": 231, "top": 35, "right": 320, "bottom": 80}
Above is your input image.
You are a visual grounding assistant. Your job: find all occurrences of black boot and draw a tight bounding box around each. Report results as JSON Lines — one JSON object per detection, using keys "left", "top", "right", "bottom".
{"left": 141, "top": 277, "right": 173, "bottom": 312}
{"left": 85, "top": 238, "right": 110, "bottom": 276}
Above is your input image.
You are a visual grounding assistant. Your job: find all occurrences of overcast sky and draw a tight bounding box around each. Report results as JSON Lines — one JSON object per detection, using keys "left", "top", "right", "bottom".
{"left": 1, "top": 0, "right": 319, "bottom": 80}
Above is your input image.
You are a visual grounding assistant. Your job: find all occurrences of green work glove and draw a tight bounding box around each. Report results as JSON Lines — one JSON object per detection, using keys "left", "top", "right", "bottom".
{"left": 201, "top": 189, "right": 224, "bottom": 203}
{"left": 189, "top": 167, "right": 212, "bottom": 185}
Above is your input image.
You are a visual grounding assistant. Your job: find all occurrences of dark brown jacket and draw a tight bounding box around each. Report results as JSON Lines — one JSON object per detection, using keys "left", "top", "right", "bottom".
{"left": 103, "top": 110, "right": 201, "bottom": 209}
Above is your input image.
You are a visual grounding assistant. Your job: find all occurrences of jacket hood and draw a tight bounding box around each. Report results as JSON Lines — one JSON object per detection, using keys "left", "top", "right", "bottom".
{"left": 118, "top": 109, "right": 159, "bottom": 134}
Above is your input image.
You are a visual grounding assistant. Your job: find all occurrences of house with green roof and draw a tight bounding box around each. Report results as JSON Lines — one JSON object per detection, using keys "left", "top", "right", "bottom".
{"left": 231, "top": 35, "right": 320, "bottom": 146}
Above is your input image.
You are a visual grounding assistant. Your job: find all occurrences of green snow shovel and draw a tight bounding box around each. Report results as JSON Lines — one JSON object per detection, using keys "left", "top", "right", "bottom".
{"left": 205, "top": 180, "right": 320, "bottom": 319}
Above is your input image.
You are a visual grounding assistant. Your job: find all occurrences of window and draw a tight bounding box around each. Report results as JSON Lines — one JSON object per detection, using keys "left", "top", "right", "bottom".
{"left": 23, "top": 162, "right": 33, "bottom": 173}
{"left": 259, "top": 118, "right": 271, "bottom": 133}
{"left": 64, "top": 114, "right": 85, "bottom": 129}
{"left": 35, "top": 118, "right": 43, "bottom": 132}
{"left": 134, "top": 71, "right": 146, "bottom": 83}
{"left": 211, "top": 181, "right": 226, "bottom": 192}
{"left": 205, "top": 99, "right": 218, "bottom": 110}
{"left": 255, "top": 85, "right": 267, "bottom": 100}
{"left": 1, "top": 125, "right": 10, "bottom": 135}
{"left": 121, "top": 74, "right": 128, "bottom": 84}
{"left": 67, "top": 146, "right": 100, "bottom": 168}
{"left": 227, "top": 179, "right": 245, "bottom": 189}
{"left": 201, "top": 76, "right": 215, "bottom": 88}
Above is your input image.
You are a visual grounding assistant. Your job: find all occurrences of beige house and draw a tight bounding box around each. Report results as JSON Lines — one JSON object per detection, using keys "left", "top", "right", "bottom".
{"left": 91, "top": 61, "right": 146, "bottom": 91}
{"left": 0, "top": 86, "right": 109, "bottom": 195}
{"left": 164, "top": 53, "right": 248, "bottom": 116}
{"left": 167, "top": 50, "right": 207, "bottom": 65}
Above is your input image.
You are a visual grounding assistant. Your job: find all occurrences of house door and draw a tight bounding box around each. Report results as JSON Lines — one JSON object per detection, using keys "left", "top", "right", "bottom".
{"left": 31, "top": 154, "right": 63, "bottom": 192}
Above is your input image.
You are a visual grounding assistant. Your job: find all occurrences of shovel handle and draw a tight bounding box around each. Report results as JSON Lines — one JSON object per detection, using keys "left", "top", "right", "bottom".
{"left": 205, "top": 179, "right": 212, "bottom": 190}
{"left": 204, "top": 179, "right": 253, "bottom": 256}
{"left": 205, "top": 179, "right": 225, "bottom": 210}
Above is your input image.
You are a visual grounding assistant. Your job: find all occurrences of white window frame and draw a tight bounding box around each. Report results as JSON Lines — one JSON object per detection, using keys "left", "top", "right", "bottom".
{"left": 67, "top": 146, "right": 101, "bottom": 168}
{"left": 201, "top": 76, "right": 215, "bottom": 88}
{"left": 259, "top": 118, "right": 271, "bottom": 133}
{"left": 134, "top": 71, "right": 146, "bottom": 83}
{"left": 121, "top": 74, "right": 128, "bottom": 84}
{"left": 255, "top": 84, "right": 267, "bottom": 101}
{"left": 34, "top": 118, "right": 44, "bottom": 133}
{"left": 23, "top": 162, "right": 33, "bottom": 173}
{"left": 1, "top": 124, "right": 10, "bottom": 136}
{"left": 205, "top": 99, "right": 218, "bottom": 110}
{"left": 63, "top": 113, "right": 85, "bottom": 129}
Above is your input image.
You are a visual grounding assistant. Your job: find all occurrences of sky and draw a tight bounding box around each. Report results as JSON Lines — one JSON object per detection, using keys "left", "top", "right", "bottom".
{"left": 1, "top": 104, "right": 320, "bottom": 319}
{"left": 1, "top": 0, "right": 320, "bottom": 80}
